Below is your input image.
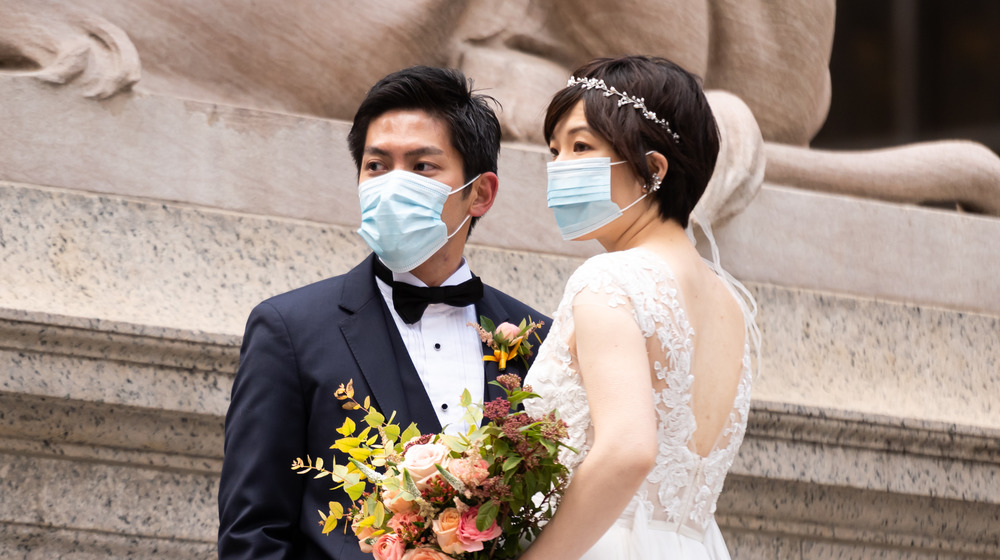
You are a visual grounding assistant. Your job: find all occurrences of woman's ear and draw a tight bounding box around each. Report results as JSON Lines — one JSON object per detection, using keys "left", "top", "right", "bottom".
{"left": 646, "top": 151, "right": 669, "bottom": 180}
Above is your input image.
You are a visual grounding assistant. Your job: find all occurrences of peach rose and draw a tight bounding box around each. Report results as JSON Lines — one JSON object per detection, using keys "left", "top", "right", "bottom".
{"left": 381, "top": 484, "right": 417, "bottom": 515}
{"left": 456, "top": 505, "right": 502, "bottom": 551}
{"left": 402, "top": 443, "right": 451, "bottom": 481}
{"left": 495, "top": 322, "right": 522, "bottom": 344}
{"left": 352, "top": 520, "right": 377, "bottom": 553}
{"left": 372, "top": 533, "right": 405, "bottom": 560}
{"left": 401, "top": 547, "right": 452, "bottom": 560}
{"left": 431, "top": 508, "right": 468, "bottom": 555}
{"left": 444, "top": 457, "right": 490, "bottom": 487}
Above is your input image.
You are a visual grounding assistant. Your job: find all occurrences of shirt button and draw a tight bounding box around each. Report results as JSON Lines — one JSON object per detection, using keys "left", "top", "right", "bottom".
{"left": 441, "top": 403, "right": 449, "bottom": 410}
{"left": 434, "top": 343, "right": 441, "bottom": 350}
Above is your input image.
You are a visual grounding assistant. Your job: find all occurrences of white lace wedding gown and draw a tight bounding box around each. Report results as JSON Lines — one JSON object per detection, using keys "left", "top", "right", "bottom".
{"left": 524, "top": 247, "right": 757, "bottom": 560}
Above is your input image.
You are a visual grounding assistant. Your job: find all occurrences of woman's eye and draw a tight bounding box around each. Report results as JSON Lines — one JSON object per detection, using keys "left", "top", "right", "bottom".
{"left": 573, "top": 141, "right": 591, "bottom": 153}
{"left": 549, "top": 147, "right": 560, "bottom": 158}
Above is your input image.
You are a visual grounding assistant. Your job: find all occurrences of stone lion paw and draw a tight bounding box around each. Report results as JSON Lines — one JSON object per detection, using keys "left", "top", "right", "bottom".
{"left": 0, "top": 4, "right": 141, "bottom": 99}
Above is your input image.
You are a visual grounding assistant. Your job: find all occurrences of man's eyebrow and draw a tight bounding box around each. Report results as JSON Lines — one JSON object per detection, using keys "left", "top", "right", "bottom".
{"left": 363, "top": 146, "right": 390, "bottom": 157}
{"left": 363, "top": 146, "right": 446, "bottom": 157}
{"left": 405, "top": 146, "right": 445, "bottom": 157}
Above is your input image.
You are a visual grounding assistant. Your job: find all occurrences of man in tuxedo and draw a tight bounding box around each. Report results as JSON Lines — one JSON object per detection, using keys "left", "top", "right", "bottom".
{"left": 217, "top": 66, "right": 551, "bottom": 560}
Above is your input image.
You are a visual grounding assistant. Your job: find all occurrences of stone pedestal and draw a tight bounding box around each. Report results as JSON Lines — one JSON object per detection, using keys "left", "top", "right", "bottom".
{"left": 1, "top": 78, "right": 997, "bottom": 558}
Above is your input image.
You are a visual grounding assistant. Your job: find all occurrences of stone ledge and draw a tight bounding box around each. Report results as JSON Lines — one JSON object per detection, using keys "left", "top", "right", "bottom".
{"left": 709, "top": 185, "right": 1000, "bottom": 315}
{"left": 736, "top": 402, "right": 1000, "bottom": 504}
{"left": 3, "top": 77, "right": 1000, "bottom": 314}
{"left": 0, "top": 454, "right": 217, "bottom": 542}
{"left": 719, "top": 476, "right": 1000, "bottom": 557}
{"left": 0, "top": 392, "right": 222, "bottom": 470}
{"left": 0, "top": 311, "right": 239, "bottom": 374}
{"left": 748, "top": 401, "right": 1000, "bottom": 468}
{"left": 4, "top": 371, "right": 995, "bottom": 508}
{"left": 0, "top": 523, "right": 214, "bottom": 560}
{"left": 0, "top": 436, "right": 221, "bottom": 475}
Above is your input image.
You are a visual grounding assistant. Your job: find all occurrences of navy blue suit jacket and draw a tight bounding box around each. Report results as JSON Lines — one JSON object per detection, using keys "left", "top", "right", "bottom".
{"left": 218, "top": 254, "right": 550, "bottom": 559}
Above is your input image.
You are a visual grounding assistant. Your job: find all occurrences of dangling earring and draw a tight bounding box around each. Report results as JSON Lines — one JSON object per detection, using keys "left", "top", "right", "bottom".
{"left": 646, "top": 173, "right": 662, "bottom": 193}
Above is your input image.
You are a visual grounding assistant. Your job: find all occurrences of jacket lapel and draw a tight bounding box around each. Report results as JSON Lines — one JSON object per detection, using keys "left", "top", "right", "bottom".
{"left": 338, "top": 255, "right": 411, "bottom": 423}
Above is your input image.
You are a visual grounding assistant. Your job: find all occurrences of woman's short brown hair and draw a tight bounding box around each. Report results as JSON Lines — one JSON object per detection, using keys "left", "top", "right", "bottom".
{"left": 544, "top": 56, "right": 719, "bottom": 228}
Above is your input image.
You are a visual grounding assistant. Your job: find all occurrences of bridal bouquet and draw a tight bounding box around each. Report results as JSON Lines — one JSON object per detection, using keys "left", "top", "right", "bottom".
{"left": 291, "top": 372, "right": 572, "bottom": 560}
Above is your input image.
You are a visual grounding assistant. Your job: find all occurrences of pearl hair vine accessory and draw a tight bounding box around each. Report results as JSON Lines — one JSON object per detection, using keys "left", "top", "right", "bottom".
{"left": 567, "top": 76, "right": 681, "bottom": 143}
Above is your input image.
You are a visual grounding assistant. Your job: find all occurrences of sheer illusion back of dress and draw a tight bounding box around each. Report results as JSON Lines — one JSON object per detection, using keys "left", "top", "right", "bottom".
{"left": 525, "top": 246, "right": 756, "bottom": 551}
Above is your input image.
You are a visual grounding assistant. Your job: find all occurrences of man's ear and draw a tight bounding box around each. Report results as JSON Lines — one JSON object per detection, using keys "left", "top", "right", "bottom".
{"left": 469, "top": 172, "right": 499, "bottom": 217}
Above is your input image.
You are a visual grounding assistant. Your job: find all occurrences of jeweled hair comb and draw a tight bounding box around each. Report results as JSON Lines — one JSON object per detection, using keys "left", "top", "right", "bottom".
{"left": 567, "top": 76, "right": 680, "bottom": 143}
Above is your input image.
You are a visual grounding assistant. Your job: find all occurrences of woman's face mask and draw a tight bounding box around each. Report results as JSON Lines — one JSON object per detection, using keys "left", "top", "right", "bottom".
{"left": 546, "top": 156, "right": 649, "bottom": 240}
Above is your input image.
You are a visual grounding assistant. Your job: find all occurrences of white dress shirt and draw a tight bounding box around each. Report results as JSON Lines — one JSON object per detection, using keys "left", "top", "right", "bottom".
{"left": 375, "top": 258, "right": 485, "bottom": 434}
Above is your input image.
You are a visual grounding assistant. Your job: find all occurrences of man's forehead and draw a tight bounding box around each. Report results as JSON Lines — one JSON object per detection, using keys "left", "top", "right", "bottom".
{"left": 364, "top": 109, "right": 456, "bottom": 154}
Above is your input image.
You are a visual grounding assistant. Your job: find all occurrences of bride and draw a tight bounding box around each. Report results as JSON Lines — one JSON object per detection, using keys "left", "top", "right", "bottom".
{"left": 522, "top": 55, "right": 760, "bottom": 560}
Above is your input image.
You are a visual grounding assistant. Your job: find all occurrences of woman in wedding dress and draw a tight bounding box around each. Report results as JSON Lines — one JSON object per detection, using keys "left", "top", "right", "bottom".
{"left": 521, "top": 56, "right": 760, "bottom": 560}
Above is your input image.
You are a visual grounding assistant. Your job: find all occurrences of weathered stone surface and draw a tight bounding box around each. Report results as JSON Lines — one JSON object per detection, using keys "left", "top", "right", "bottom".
{"left": 2, "top": 307, "right": 996, "bottom": 558}
{"left": 0, "top": 76, "right": 596, "bottom": 261}
{"left": 709, "top": 185, "right": 1000, "bottom": 315}
{"left": 1, "top": 0, "right": 833, "bottom": 145}
{"left": 3, "top": 0, "right": 997, "bottom": 214}
{"left": 2, "top": 179, "right": 998, "bottom": 425}
{"left": 1, "top": 7, "right": 999, "bottom": 555}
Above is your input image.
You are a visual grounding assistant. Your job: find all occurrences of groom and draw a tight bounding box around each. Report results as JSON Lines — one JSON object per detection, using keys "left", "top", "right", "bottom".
{"left": 217, "top": 66, "right": 551, "bottom": 560}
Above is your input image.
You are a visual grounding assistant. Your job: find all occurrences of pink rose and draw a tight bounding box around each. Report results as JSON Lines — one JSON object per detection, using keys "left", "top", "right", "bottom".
{"left": 387, "top": 509, "right": 424, "bottom": 535}
{"left": 402, "top": 443, "right": 451, "bottom": 481}
{"left": 444, "top": 457, "right": 490, "bottom": 487}
{"left": 401, "top": 547, "right": 452, "bottom": 560}
{"left": 456, "top": 505, "right": 502, "bottom": 551}
{"left": 431, "top": 507, "right": 469, "bottom": 555}
{"left": 382, "top": 483, "right": 417, "bottom": 515}
{"left": 495, "top": 322, "right": 522, "bottom": 344}
{"left": 372, "top": 533, "right": 405, "bottom": 560}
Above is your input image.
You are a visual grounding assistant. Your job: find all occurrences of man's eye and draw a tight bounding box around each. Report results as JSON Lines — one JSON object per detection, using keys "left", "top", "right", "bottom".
{"left": 364, "top": 161, "right": 384, "bottom": 172}
{"left": 414, "top": 162, "right": 435, "bottom": 172}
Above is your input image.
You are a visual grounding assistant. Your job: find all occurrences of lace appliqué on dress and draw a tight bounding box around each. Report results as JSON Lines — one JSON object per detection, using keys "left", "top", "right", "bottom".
{"left": 524, "top": 248, "right": 754, "bottom": 537}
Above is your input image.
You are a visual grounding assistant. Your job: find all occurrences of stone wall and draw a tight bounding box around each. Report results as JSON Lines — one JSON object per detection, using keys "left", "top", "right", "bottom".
{"left": 1, "top": 78, "right": 998, "bottom": 558}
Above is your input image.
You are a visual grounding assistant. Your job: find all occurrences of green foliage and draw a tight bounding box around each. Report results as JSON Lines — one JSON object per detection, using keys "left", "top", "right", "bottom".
{"left": 292, "top": 367, "right": 572, "bottom": 560}
{"left": 476, "top": 500, "right": 499, "bottom": 532}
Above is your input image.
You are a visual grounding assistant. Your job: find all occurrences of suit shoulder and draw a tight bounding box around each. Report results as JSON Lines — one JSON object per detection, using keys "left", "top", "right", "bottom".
{"left": 482, "top": 285, "right": 550, "bottom": 324}
{"left": 262, "top": 275, "right": 345, "bottom": 311}
{"left": 247, "top": 273, "right": 356, "bottom": 334}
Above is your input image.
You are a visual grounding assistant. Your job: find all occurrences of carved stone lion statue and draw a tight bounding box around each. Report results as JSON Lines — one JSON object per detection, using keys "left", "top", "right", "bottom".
{"left": 3, "top": 0, "right": 998, "bottom": 219}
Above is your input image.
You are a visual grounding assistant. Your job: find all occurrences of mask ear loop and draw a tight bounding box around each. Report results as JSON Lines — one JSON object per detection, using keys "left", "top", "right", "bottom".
{"left": 448, "top": 173, "right": 483, "bottom": 195}
{"left": 444, "top": 173, "right": 482, "bottom": 238}
{"left": 445, "top": 214, "right": 472, "bottom": 239}
{"left": 618, "top": 193, "right": 648, "bottom": 213}
{"left": 613, "top": 154, "right": 656, "bottom": 212}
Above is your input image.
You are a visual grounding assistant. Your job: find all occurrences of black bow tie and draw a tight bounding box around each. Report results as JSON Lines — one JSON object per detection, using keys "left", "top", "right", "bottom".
{"left": 372, "top": 258, "right": 484, "bottom": 324}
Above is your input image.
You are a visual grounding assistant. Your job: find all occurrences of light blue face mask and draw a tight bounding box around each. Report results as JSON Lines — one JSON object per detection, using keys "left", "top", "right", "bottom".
{"left": 357, "top": 170, "right": 479, "bottom": 272}
{"left": 546, "top": 156, "right": 649, "bottom": 240}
